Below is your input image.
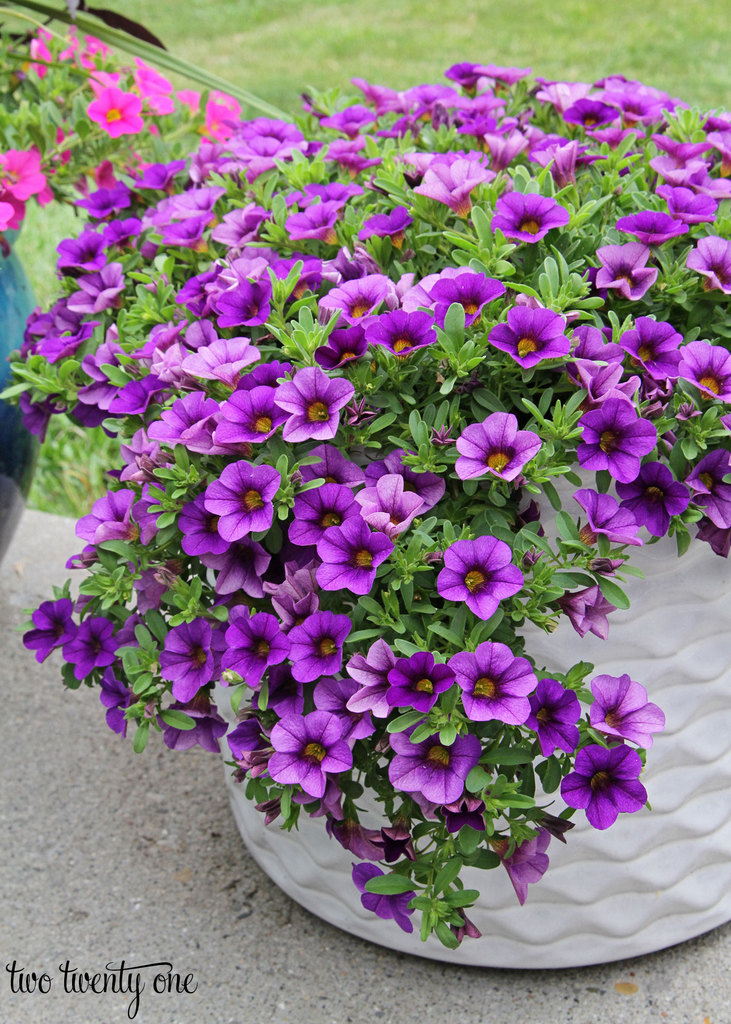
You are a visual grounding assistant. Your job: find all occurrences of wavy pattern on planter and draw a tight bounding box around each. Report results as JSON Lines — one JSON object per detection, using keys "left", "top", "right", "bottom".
{"left": 220, "top": 532, "right": 731, "bottom": 968}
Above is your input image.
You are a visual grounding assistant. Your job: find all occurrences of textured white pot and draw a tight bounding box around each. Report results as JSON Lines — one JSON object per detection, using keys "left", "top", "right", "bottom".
{"left": 219, "top": 533, "right": 731, "bottom": 968}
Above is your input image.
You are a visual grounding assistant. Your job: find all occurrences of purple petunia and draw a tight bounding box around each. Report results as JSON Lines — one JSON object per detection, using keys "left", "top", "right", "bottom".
{"left": 589, "top": 673, "right": 665, "bottom": 747}
{"left": 413, "top": 157, "right": 493, "bottom": 218}
{"left": 686, "top": 450, "right": 731, "bottom": 528}
{"left": 388, "top": 729, "right": 481, "bottom": 805}
{"left": 491, "top": 192, "right": 570, "bottom": 243}
{"left": 577, "top": 398, "right": 657, "bottom": 483}
{"left": 203, "top": 461, "right": 280, "bottom": 542}
{"left": 269, "top": 710, "right": 353, "bottom": 798}
{"left": 159, "top": 618, "right": 217, "bottom": 702}
{"left": 316, "top": 518, "right": 394, "bottom": 595}
{"left": 496, "top": 829, "right": 551, "bottom": 906}
{"left": 448, "top": 641, "right": 536, "bottom": 724}
{"left": 615, "top": 210, "right": 688, "bottom": 245}
{"left": 365, "top": 309, "right": 437, "bottom": 356}
{"left": 618, "top": 317, "right": 683, "bottom": 381}
{"left": 595, "top": 243, "right": 658, "bottom": 300}
{"left": 558, "top": 585, "right": 616, "bottom": 640}
{"left": 526, "top": 678, "right": 580, "bottom": 757}
{"left": 62, "top": 616, "right": 117, "bottom": 680}
{"left": 223, "top": 607, "right": 291, "bottom": 687}
{"left": 289, "top": 482, "right": 360, "bottom": 546}
{"left": 358, "top": 206, "right": 412, "bottom": 246}
{"left": 455, "top": 412, "right": 542, "bottom": 482}
{"left": 616, "top": 461, "right": 690, "bottom": 537}
{"left": 437, "top": 537, "right": 523, "bottom": 620}
{"left": 160, "top": 695, "right": 228, "bottom": 753}
{"left": 488, "top": 306, "right": 570, "bottom": 368}
{"left": 355, "top": 473, "right": 425, "bottom": 537}
{"left": 352, "top": 863, "right": 415, "bottom": 933}
{"left": 386, "top": 651, "right": 455, "bottom": 713}
{"left": 345, "top": 639, "right": 397, "bottom": 719}
{"left": 23, "top": 598, "right": 77, "bottom": 663}
{"left": 429, "top": 270, "right": 505, "bottom": 328}
{"left": 561, "top": 744, "right": 648, "bottom": 830}
{"left": 216, "top": 386, "right": 288, "bottom": 445}
{"left": 287, "top": 611, "right": 352, "bottom": 683}
{"left": 677, "top": 340, "right": 731, "bottom": 400}
{"left": 274, "top": 367, "right": 355, "bottom": 442}
{"left": 686, "top": 236, "right": 731, "bottom": 293}
{"left": 573, "top": 488, "right": 642, "bottom": 546}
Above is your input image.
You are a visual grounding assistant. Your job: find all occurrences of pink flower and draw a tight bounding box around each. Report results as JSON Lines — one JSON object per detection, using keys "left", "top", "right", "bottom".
{"left": 0, "top": 201, "right": 16, "bottom": 231}
{"left": 204, "top": 92, "right": 242, "bottom": 141}
{"left": 0, "top": 150, "right": 47, "bottom": 201}
{"left": 87, "top": 87, "right": 144, "bottom": 138}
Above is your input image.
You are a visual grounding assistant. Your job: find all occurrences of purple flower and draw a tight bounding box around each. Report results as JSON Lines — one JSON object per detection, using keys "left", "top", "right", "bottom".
{"left": 561, "top": 744, "right": 647, "bottom": 830}
{"left": 448, "top": 641, "right": 536, "bottom": 724}
{"left": 615, "top": 210, "right": 688, "bottom": 245}
{"left": 314, "top": 676, "right": 375, "bottom": 743}
{"left": 289, "top": 482, "right": 360, "bottom": 546}
{"left": 263, "top": 560, "right": 319, "bottom": 629}
{"left": 677, "top": 340, "right": 731, "bottom": 400}
{"left": 365, "top": 450, "right": 445, "bottom": 510}
{"left": 203, "top": 461, "right": 280, "bottom": 542}
{"left": 563, "top": 98, "right": 619, "bottom": 127}
{"left": 300, "top": 444, "right": 365, "bottom": 488}
{"left": 274, "top": 367, "right": 355, "bottom": 442}
{"left": 319, "top": 274, "right": 395, "bottom": 326}
{"left": 56, "top": 230, "right": 106, "bottom": 272}
{"left": 358, "top": 207, "right": 412, "bottom": 246}
{"left": 216, "top": 386, "right": 288, "bottom": 445}
{"left": 345, "top": 639, "right": 397, "bottom": 718}
{"left": 437, "top": 537, "right": 523, "bottom": 620}
{"left": 66, "top": 262, "right": 125, "bottom": 314}
{"left": 268, "top": 665, "right": 304, "bottom": 717}
{"left": 495, "top": 829, "right": 551, "bottom": 905}
{"left": 321, "top": 104, "right": 376, "bottom": 137}
{"left": 269, "top": 710, "right": 353, "bottom": 798}
{"left": 316, "top": 518, "right": 394, "bottom": 595}
{"left": 147, "top": 391, "right": 221, "bottom": 454}
{"left": 413, "top": 157, "right": 493, "bottom": 218}
{"left": 455, "top": 412, "right": 542, "bottom": 482}
{"left": 488, "top": 306, "right": 570, "bottom": 368}
{"left": 314, "top": 326, "right": 368, "bottom": 369}
{"left": 214, "top": 277, "right": 272, "bottom": 328}
{"left": 577, "top": 398, "right": 657, "bottom": 482}
{"left": 76, "top": 488, "right": 137, "bottom": 545}
{"left": 329, "top": 819, "right": 383, "bottom": 860}
{"left": 388, "top": 730, "right": 481, "bottom": 805}
{"left": 618, "top": 317, "right": 683, "bottom": 380}
{"left": 595, "top": 243, "right": 658, "bottom": 300}
{"left": 181, "top": 337, "right": 261, "bottom": 388}
{"left": 23, "top": 598, "right": 77, "bottom": 662}
{"left": 429, "top": 271, "right": 506, "bottom": 328}
{"left": 526, "top": 678, "right": 580, "bottom": 757}
{"left": 558, "top": 585, "right": 616, "bottom": 640}
{"left": 686, "top": 450, "right": 731, "bottom": 529}
{"left": 62, "top": 616, "right": 117, "bottom": 680}
{"left": 364, "top": 309, "right": 437, "bottom": 356}
{"left": 200, "top": 538, "right": 271, "bottom": 597}
{"left": 656, "top": 185, "right": 717, "bottom": 225}
{"left": 99, "top": 667, "right": 133, "bottom": 737}
{"left": 159, "top": 618, "right": 216, "bottom": 702}
{"left": 223, "top": 607, "right": 291, "bottom": 687}
{"left": 160, "top": 695, "right": 228, "bottom": 753}
{"left": 696, "top": 517, "right": 731, "bottom": 557}
{"left": 386, "top": 652, "right": 455, "bottom": 713}
{"left": 352, "top": 863, "right": 415, "bottom": 933}
{"left": 590, "top": 673, "right": 665, "bottom": 747}
{"left": 355, "top": 474, "right": 425, "bottom": 537}
{"left": 287, "top": 611, "right": 351, "bottom": 683}
{"left": 491, "top": 192, "right": 570, "bottom": 243}
{"left": 442, "top": 795, "right": 486, "bottom": 834}
{"left": 616, "top": 462, "right": 690, "bottom": 537}
{"left": 573, "top": 488, "right": 642, "bottom": 546}
{"left": 686, "top": 236, "right": 731, "bottom": 293}
{"left": 285, "top": 200, "right": 341, "bottom": 244}
{"left": 76, "top": 184, "right": 131, "bottom": 218}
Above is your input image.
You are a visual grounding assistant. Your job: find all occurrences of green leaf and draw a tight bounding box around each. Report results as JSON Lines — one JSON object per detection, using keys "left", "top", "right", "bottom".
{"left": 596, "top": 575, "right": 631, "bottom": 610}
{"left": 133, "top": 721, "right": 150, "bottom": 754}
{"left": 434, "top": 921, "right": 460, "bottom": 949}
{"left": 443, "top": 889, "right": 480, "bottom": 908}
{"left": 386, "top": 710, "right": 424, "bottom": 733}
{"left": 457, "top": 826, "right": 483, "bottom": 856}
{"left": 159, "top": 709, "right": 196, "bottom": 731}
{"left": 364, "top": 874, "right": 416, "bottom": 895}
{"left": 481, "top": 744, "right": 534, "bottom": 765}
{"left": 433, "top": 856, "right": 463, "bottom": 893}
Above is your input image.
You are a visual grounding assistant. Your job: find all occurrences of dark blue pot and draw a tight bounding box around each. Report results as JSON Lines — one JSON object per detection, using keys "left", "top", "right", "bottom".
{"left": 0, "top": 233, "right": 39, "bottom": 562}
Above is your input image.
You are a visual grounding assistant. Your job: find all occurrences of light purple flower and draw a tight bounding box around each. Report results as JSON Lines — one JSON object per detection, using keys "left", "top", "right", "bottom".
{"left": 573, "top": 488, "right": 642, "bottom": 546}
{"left": 414, "top": 157, "right": 494, "bottom": 218}
{"left": 364, "top": 450, "right": 445, "bottom": 510}
{"left": 558, "top": 585, "right": 616, "bottom": 640}
{"left": 488, "top": 306, "right": 570, "bottom": 368}
{"left": 319, "top": 273, "right": 395, "bottom": 326}
{"left": 497, "top": 829, "right": 551, "bottom": 905}
{"left": 595, "top": 243, "right": 658, "bottom": 300}
{"left": 314, "top": 676, "right": 375, "bottom": 744}
{"left": 216, "top": 386, "right": 288, "bottom": 445}
{"left": 345, "top": 639, "right": 397, "bottom": 718}
{"left": 316, "top": 518, "right": 394, "bottom": 595}
{"left": 448, "top": 641, "right": 536, "bottom": 724}
{"left": 656, "top": 185, "right": 717, "bottom": 225}
{"left": 590, "top": 673, "right": 665, "bottom": 747}
{"left": 76, "top": 489, "right": 137, "bottom": 544}
{"left": 274, "top": 367, "right": 355, "bottom": 442}
{"left": 615, "top": 210, "right": 688, "bottom": 245}
{"left": 181, "top": 337, "right": 260, "bottom": 387}
{"left": 686, "top": 450, "right": 731, "bottom": 529}
{"left": 355, "top": 474, "right": 425, "bottom": 537}
{"left": 491, "top": 192, "right": 569, "bottom": 243}
{"left": 438, "top": 537, "right": 523, "bottom": 620}
{"left": 456, "top": 412, "right": 542, "bottom": 482}
{"left": 388, "top": 730, "right": 481, "bottom": 805}
{"left": 429, "top": 271, "right": 506, "bottom": 328}
{"left": 686, "top": 236, "right": 731, "bottom": 293}
{"left": 203, "top": 461, "right": 280, "bottom": 541}
{"left": 289, "top": 482, "right": 360, "bottom": 546}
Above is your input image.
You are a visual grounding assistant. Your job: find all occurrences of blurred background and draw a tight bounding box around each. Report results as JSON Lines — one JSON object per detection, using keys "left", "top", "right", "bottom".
{"left": 15, "top": 0, "right": 731, "bottom": 515}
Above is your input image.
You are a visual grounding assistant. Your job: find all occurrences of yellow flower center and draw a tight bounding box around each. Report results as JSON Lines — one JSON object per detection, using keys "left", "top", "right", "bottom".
{"left": 350, "top": 301, "right": 371, "bottom": 318}
{"left": 318, "top": 637, "right": 337, "bottom": 657}
{"left": 519, "top": 218, "right": 541, "bottom": 235}
{"left": 590, "top": 770, "right": 611, "bottom": 792}
{"left": 353, "top": 548, "right": 373, "bottom": 568}
{"left": 645, "top": 485, "right": 664, "bottom": 502}
{"left": 393, "top": 337, "right": 413, "bottom": 353}
{"left": 473, "top": 676, "right": 497, "bottom": 698}
{"left": 256, "top": 639, "right": 271, "bottom": 657}
{"left": 637, "top": 344, "right": 653, "bottom": 362}
{"left": 463, "top": 302, "right": 479, "bottom": 315}
{"left": 304, "top": 741, "right": 327, "bottom": 763}
{"left": 415, "top": 677, "right": 434, "bottom": 693}
{"left": 243, "top": 488, "right": 264, "bottom": 511}
{"left": 307, "top": 400, "right": 330, "bottom": 422}
{"left": 698, "top": 374, "right": 721, "bottom": 394}
{"left": 426, "top": 744, "right": 450, "bottom": 767}
{"left": 517, "top": 336, "right": 538, "bottom": 358}
{"left": 599, "top": 429, "right": 617, "bottom": 453}
{"left": 486, "top": 451, "right": 511, "bottom": 472}
{"left": 320, "top": 512, "right": 342, "bottom": 528}
{"left": 464, "top": 569, "right": 485, "bottom": 592}
{"left": 106, "top": 108, "right": 122, "bottom": 123}
{"left": 253, "top": 415, "right": 272, "bottom": 433}
{"left": 699, "top": 471, "right": 714, "bottom": 490}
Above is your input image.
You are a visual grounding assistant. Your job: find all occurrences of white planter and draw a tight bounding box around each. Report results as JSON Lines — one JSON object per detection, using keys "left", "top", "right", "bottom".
{"left": 219, "top": 533, "right": 731, "bottom": 968}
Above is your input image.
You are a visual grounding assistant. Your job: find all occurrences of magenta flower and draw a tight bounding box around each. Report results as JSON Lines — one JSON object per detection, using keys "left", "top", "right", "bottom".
{"left": 595, "top": 243, "right": 658, "bottom": 300}
{"left": 577, "top": 398, "right": 657, "bottom": 483}
{"left": 275, "top": 366, "right": 355, "bottom": 442}
{"left": 287, "top": 611, "right": 351, "bottom": 683}
{"left": 223, "top": 607, "right": 291, "bottom": 687}
{"left": 345, "top": 639, "right": 397, "bottom": 719}
{"left": 456, "top": 412, "right": 542, "bottom": 482}
{"left": 365, "top": 310, "right": 437, "bottom": 356}
{"left": 352, "top": 863, "right": 415, "bottom": 934}
{"left": 87, "top": 86, "right": 144, "bottom": 137}
{"left": 414, "top": 157, "right": 494, "bottom": 218}
{"left": 448, "top": 641, "right": 536, "bottom": 724}
{"left": 438, "top": 537, "right": 523, "bottom": 621}
{"left": 488, "top": 306, "right": 570, "bottom": 368}
{"left": 558, "top": 585, "right": 616, "bottom": 640}
{"left": 561, "top": 744, "right": 647, "bottom": 830}
{"left": 616, "top": 462, "right": 690, "bottom": 537}
{"left": 677, "top": 340, "right": 731, "bottom": 400}
{"left": 618, "top": 317, "right": 683, "bottom": 380}
{"left": 355, "top": 473, "right": 425, "bottom": 537}
{"left": 526, "top": 679, "right": 580, "bottom": 757}
{"left": 159, "top": 618, "right": 215, "bottom": 702}
{"left": 590, "top": 673, "right": 665, "bottom": 747}
{"left": 686, "top": 236, "right": 731, "bottom": 293}
{"left": 23, "top": 598, "right": 77, "bottom": 663}
{"left": 316, "top": 518, "right": 394, "bottom": 595}
{"left": 497, "top": 829, "right": 551, "bottom": 906}
{"left": 203, "top": 461, "right": 280, "bottom": 541}
{"left": 615, "top": 210, "right": 688, "bottom": 245}
{"left": 269, "top": 710, "right": 353, "bottom": 798}
{"left": 76, "top": 488, "right": 137, "bottom": 545}
{"left": 563, "top": 98, "right": 619, "bottom": 127}
{"left": 491, "top": 192, "right": 570, "bottom": 243}
{"left": 389, "top": 729, "right": 481, "bottom": 805}
{"left": 573, "top": 488, "right": 642, "bottom": 546}
{"left": 386, "top": 651, "right": 456, "bottom": 712}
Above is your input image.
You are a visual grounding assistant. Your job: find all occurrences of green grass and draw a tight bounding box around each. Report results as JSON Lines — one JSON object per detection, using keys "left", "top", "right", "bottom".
{"left": 17, "top": 0, "right": 731, "bottom": 516}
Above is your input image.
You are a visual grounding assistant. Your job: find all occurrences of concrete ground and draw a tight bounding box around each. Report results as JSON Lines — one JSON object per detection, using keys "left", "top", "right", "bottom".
{"left": 2, "top": 509, "right": 730, "bottom": 1024}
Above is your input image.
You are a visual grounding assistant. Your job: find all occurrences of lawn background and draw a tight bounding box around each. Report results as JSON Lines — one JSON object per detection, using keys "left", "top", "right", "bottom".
{"left": 15, "top": 0, "right": 731, "bottom": 514}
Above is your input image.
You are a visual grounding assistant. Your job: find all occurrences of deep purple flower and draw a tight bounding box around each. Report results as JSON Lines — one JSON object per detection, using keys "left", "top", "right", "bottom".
{"left": 677, "top": 340, "right": 731, "bottom": 400}
{"left": 316, "top": 518, "right": 394, "bottom": 595}
{"left": 563, "top": 98, "right": 619, "bottom": 127}
{"left": 456, "top": 412, "right": 542, "bottom": 482}
{"left": 223, "top": 607, "right": 290, "bottom": 687}
{"left": 314, "top": 676, "right": 375, "bottom": 744}
{"left": 442, "top": 795, "right": 486, "bottom": 834}
{"left": 686, "top": 450, "right": 731, "bottom": 528}
{"left": 289, "top": 482, "right": 360, "bottom": 546}
{"left": 202, "top": 538, "right": 272, "bottom": 598}
{"left": 437, "top": 537, "right": 523, "bottom": 620}
{"left": 359, "top": 207, "right": 412, "bottom": 246}
{"left": 414, "top": 157, "right": 493, "bottom": 218}
{"left": 355, "top": 474, "right": 425, "bottom": 537}
{"left": 386, "top": 651, "right": 455, "bottom": 712}
{"left": 99, "top": 667, "right": 133, "bottom": 737}
{"left": 160, "top": 695, "right": 228, "bottom": 753}
{"left": 203, "top": 461, "right": 280, "bottom": 542}
{"left": 491, "top": 192, "right": 569, "bottom": 243}
{"left": 488, "top": 306, "right": 570, "bottom": 368}
{"left": 76, "top": 488, "right": 137, "bottom": 544}
{"left": 315, "top": 326, "right": 368, "bottom": 369}
{"left": 526, "top": 678, "right": 580, "bottom": 757}
{"left": 496, "top": 829, "right": 551, "bottom": 905}
{"left": 62, "top": 616, "right": 117, "bottom": 680}
{"left": 263, "top": 560, "right": 319, "bottom": 629}
{"left": 365, "top": 309, "right": 437, "bottom": 356}
{"left": 616, "top": 461, "right": 690, "bottom": 537}
{"left": 274, "top": 367, "right": 355, "bottom": 442}
{"left": 656, "top": 185, "right": 717, "bottom": 225}
{"left": 76, "top": 184, "right": 131, "bottom": 218}
{"left": 56, "top": 230, "right": 106, "bottom": 272}
{"left": 577, "top": 398, "right": 657, "bottom": 482}
{"left": 269, "top": 710, "right": 353, "bottom": 798}
{"left": 345, "top": 639, "right": 397, "bottom": 718}
{"left": 595, "top": 242, "right": 658, "bottom": 300}
{"left": 448, "top": 641, "right": 536, "bottom": 724}
{"left": 696, "top": 517, "right": 731, "bottom": 557}
{"left": 429, "top": 271, "right": 506, "bottom": 328}
{"left": 287, "top": 611, "right": 351, "bottom": 683}
{"left": 300, "top": 444, "right": 365, "bottom": 488}
{"left": 159, "top": 618, "right": 216, "bottom": 702}
{"left": 561, "top": 744, "right": 647, "bottom": 830}
{"left": 615, "top": 210, "right": 688, "bottom": 245}
{"left": 352, "top": 863, "right": 415, "bottom": 933}
{"left": 573, "top": 488, "right": 642, "bottom": 546}
{"left": 216, "top": 386, "right": 288, "bottom": 445}
{"left": 558, "top": 585, "right": 616, "bottom": 640}
{"left": 103, "top": 217, "right": 142, "bottom": 248}
{"left": 214, "top": 277, "right": 272, "bottom": 328}
{"left": 388, "top": 729, "right": 481, "bottom": 805}
{"left": 590, "top": 673, "right": 665, "bottom": 747}
{"left": 618, "top": 317, "right": 683, "bottom": 380}
{"left": 66, "top": 262, "right": 125, "bottom": 313}
{"left": 23, "top": 598, "right": 77, "bottom": 662}
{"left": 267, "top": 664, "right": 305, "bottom": 717}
